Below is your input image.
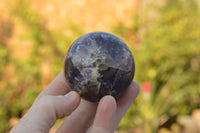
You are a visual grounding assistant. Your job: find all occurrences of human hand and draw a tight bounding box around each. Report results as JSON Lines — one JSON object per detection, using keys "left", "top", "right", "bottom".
{"left": 10, "top": 71, "right": 140, "bottom": 133}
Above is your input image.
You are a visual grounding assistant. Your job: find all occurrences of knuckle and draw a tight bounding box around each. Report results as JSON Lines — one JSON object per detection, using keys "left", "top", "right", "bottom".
{"left": 39, "top": 95, "right": 52, "bottom": 103}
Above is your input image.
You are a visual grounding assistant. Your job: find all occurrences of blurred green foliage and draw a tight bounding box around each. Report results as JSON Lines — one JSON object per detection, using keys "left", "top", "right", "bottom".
{"left": 0, "top": 45, "right": 9, "bottom": 73}
{"left": 116, "top": 0, "right": 200, "bottom": 132}
{"left": 0, "top": 0, "right": 200, "bottom": 132}
{"left": 0, "top": 0, "right": 83, "bottom": 132}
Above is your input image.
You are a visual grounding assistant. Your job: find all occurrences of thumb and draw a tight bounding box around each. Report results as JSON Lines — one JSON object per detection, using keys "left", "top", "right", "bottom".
{"left": 11, "top": 91, "right": 80, "bottom": 133}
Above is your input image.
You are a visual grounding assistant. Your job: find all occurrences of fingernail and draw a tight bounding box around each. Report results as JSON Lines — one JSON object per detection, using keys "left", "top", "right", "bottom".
{"left": 64, "top": 91, "right": 77, "bottom": 100}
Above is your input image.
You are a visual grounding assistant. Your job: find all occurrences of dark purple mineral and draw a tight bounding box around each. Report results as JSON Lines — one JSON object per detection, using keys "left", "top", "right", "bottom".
{"left": 64, "top": 32, "right": 135, "bottom": 102}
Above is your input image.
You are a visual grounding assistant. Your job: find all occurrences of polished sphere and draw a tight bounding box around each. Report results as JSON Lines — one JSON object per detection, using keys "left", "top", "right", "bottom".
{"left": 64, "top": 32, "right": 135, "bottom": 102}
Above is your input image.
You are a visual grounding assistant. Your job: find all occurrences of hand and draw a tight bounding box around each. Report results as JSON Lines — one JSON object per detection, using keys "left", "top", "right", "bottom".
{"left": 10, "top": 71, "right": 140, "bottom": 133}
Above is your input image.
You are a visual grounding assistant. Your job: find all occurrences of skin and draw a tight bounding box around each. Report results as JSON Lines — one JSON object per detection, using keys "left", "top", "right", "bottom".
{"left": 10, "top": 71, "right": 140, "bottom": 133}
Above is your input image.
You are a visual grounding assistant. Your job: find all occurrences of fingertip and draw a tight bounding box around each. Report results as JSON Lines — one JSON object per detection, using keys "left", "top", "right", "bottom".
{"left": 125, "top": 81, "right": 140, "bottom": 99}
{"left": 91, "top": 95, "right": 117, "bottom": 132}
{"left": 63, "top": 91, "right": 81, "bottom": 114}
{"left": 116, "top": 81, "right": 140, "bottom": 108}
{"left": 71, "top": 91, "right": 81, "bottom": 107}
{"left": 130, "top": 81, "right": 140, "bottom": 96}
{"left": 99, "top": 95, "right": 117, "bottom": 112}
{"left": 64, "top": 91, "right": 81, "bottom": 102}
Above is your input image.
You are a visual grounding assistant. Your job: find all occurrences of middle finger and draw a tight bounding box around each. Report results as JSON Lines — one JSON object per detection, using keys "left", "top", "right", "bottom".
{"left": 56, "top": 99, "right": 97, "bottom": 133}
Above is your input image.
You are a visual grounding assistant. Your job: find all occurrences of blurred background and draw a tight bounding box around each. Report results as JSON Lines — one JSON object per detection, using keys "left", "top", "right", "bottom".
{"left": 0, "top": 0, "right": 200, "bottom": 132}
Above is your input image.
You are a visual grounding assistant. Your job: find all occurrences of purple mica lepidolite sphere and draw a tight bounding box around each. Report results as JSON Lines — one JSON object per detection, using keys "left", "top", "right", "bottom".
{"left": 64, "top": 32, "right": 135, "bottom": 102}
